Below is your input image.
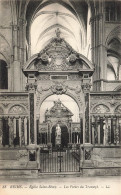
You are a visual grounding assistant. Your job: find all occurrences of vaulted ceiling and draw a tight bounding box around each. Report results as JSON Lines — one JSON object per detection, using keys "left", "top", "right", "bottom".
{"left": 25, "top": 0, "right": 90, "bottom": 56}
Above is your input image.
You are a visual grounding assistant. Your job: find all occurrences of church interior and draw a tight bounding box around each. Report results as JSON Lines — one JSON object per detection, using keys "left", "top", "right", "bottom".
{"left": 0, "top": 0, "right": 121, "bottom": 176}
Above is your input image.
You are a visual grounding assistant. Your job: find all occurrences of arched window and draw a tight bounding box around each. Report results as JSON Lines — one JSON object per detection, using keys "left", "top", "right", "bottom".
{"left": 0, "top": 60, "right": 8, "bottom": 89}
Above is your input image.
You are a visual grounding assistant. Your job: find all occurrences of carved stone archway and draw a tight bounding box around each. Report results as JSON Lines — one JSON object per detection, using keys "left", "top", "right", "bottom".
{"left": 23, "top": 30, "right": 94, "bottom": 150}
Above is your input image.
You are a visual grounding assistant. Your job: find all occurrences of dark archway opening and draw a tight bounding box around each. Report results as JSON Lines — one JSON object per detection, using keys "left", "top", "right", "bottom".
{"left": 51, "top": 124, "right": 69, "bottom": 148}
{"left": 0, "top": 60, "right": 8, "bottom": 89}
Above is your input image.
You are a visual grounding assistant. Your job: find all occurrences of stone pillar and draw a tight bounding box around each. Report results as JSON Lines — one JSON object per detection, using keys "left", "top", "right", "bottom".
{"left": 26, "top": 82, "right": 39, "bottom": 169}
{"left": 47, "top": 122, "right": 51, "bottom": 145}
{"left": 104, "top": 116, "right": 108, "bottom": 145}
{"left": 115, "top": 116, "right": 119, "bottom": 145}
{"left": 98, "top": 117, "right": 100, "bottom": 145}
{"left": 26, "top": 82, "right": 37, "bottom": 145}
{"left": 13, "top": 117, "right": 16, "bottom": 139}
{"left": 24, "top": 117, "right": 27, "bottom": 146}
{"left": 12, "top": 25, "right": 21, "bottom": 92}
{"left": 36, "top": 117, "right": 39, "bottom": 145}
{"left": 19, "top": 117, "right": 22, "bottom": 147}
{"left": 79, "top": 113, "right": 83, "bottom": 144}
{"left": 82, "top": 82, "right": 91, "bottom": 144}
{"left": 90, "top": 12, "right": 107, "bottom": 91}
{"left": 81, "top": 78, "right": 94, "bottom": 167}
{"left": 21, "top": 117, "right": 25, "bottom": 146}
{"left": 91, "top": 116, "right": 95, "bottom": 145}
{"left": 8, "top": 117, "right": 14, "bottom": 147}
{"left": 0, "top": 117, "right": 3, "bottom": 147}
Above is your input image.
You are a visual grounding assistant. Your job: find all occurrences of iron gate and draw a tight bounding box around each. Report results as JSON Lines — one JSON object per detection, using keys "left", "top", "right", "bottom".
{"left": 40, "top": 145, "right": 80, "bottom": 173}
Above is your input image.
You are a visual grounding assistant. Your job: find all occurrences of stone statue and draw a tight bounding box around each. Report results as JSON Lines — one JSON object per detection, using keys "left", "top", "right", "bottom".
{"left": 55, "top": 124, "right": 61, "bottom": 145}
{"left": 56, "top": 124, "right": 61, "bottom": 138}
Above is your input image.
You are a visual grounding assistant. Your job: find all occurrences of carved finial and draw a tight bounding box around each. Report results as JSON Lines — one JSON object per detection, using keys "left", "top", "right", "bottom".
{"left": 55, "top": 28, "right": 61, "bottom": 38}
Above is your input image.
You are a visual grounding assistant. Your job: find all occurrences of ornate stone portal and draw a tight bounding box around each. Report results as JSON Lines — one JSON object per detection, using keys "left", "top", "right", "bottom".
{"left": 23, "top": 29, "right": 94, "bottom": 167}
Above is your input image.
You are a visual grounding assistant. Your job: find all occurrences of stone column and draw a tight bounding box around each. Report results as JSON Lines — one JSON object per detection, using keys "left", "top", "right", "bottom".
{"left": 90, "top": 12, "right": 107, "bottom": 91}
{"left": 104, "top": 116, "right": 109, "bottom": 145}
{"left": 13, "top": 117, "right": 16, "bottom": 139}
{"left": 47, "top": 122, "right": 51, "bottom": 145}
{"left": 108, "top": 117, "right": 111, "bottom": 144}
{"left": 19, "top": 117, "right": 22, "bottom": 147}
{"left": 91, "top": 116, "right": 95, "bottom": 145}
{"left": 115, "top": 116, "right": 119, "bottom": 145}
{"left": 98, "top": 116, "right": 100, "bottom": 145}
{"left": 81, "top": 82, "right": 91, "bottom": 144}
{"left": 0, "top": 117, "right": 3, "bottom": 147}
{"left": 26, "top": 82, "right": 39, "bottom": 169}
{"left": 8, "top": 117, "right": 14, "bottom": 147}
{"left": 111, "top": 116, "right": 114, "bottom": 144}
{"left": 21, "top": 117, "right": 25, "bottom": 146}
{"left": 81, "top": 79, "right": 94, "bottom": 167}
{"left": 12, "top": 24, "right": 21, "bottom": 92}
{"left": 79, "top": 113, "right": 83, "bottom": 144}
{"left": 26, "top": 82, "right": 37, "bottom": 145}
{"left": 24, "top": 117, "right": 27, "bottom": 146}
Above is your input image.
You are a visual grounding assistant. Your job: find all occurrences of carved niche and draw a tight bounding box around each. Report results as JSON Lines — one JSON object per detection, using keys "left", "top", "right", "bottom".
{"left": 92, "top": 104, "right": 110, "bottom": 114}
{"left": 34, "top": 29, "right": 82, "bottom": 71}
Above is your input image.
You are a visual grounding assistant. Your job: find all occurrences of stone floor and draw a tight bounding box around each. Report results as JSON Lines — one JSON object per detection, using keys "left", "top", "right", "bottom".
{"left": 0, "top": 175, "right": 121, "bottom": 195}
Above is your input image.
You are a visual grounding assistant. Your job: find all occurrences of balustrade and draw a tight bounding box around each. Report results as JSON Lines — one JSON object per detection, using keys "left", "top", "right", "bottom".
{"left": 0, "top": 116, "right": 28, "bottom": 148}
{"left": 91, "top": 115, "right": 121, "bottom": 146}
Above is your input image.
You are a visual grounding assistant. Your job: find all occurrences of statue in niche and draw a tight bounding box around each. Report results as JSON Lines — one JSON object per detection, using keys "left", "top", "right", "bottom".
{"left": 55, "top": 124, "right": 61, "bottom": 145}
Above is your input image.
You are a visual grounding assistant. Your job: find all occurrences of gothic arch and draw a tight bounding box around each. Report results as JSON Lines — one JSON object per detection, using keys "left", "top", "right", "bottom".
{"left": 0, "top": 33, "right": 11, "bottom": 64}
{"left": 105, "top": 26, "right": 121, "bottom": 47}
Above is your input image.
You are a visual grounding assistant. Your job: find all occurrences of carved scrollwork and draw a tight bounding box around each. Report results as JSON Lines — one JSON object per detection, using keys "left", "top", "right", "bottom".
{"left": 115, "top": 105, "right": 121, "bottom": 113}
{"left": 67, "top": 85, "right": 82, "bottom": 94}
{"left": 37, "top": 85, "right": 50, "bottom": 94}
{"left": 81, "top": 83, "right": 91, "bottom": 92}
{"left": 34, "top": 28, "right": 82, "bottom": 71}
{"left": 40, "top": 53, "right": 49, "bottom": 63}
{"left": 51, "top": 83, "right": 67, "bottom": 95}
{"left": 68, "top": 53, "right": 77, "bottom": 64}
{"left": 0, "top": 107, "right": 4, "bottom": 114}
{"left": 16, "top": 150, "right": 28, "bottom": 160}
{"left": 2, "top": 103, "right": 9, "bottom": 107}
{"left": 85, "top": 149, "right": 91, "bottom": 160}
{"left": 26, "top": 82, "right": 37, "bottom": 92}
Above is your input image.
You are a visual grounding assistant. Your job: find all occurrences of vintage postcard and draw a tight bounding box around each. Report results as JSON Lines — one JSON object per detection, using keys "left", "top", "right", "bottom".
{"left": 0, "top": 0, "right": 121, "bottom": 194}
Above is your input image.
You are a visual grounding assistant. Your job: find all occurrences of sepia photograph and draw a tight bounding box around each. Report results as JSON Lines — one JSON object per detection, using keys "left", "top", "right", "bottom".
{"left": 0, "top": 0, "right": 121, "bottom": 194}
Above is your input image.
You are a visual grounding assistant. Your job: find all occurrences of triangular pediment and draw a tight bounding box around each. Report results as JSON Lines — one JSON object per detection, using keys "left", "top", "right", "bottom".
{"left": 24, "top": 29, "right": 94, "bottom": 73}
